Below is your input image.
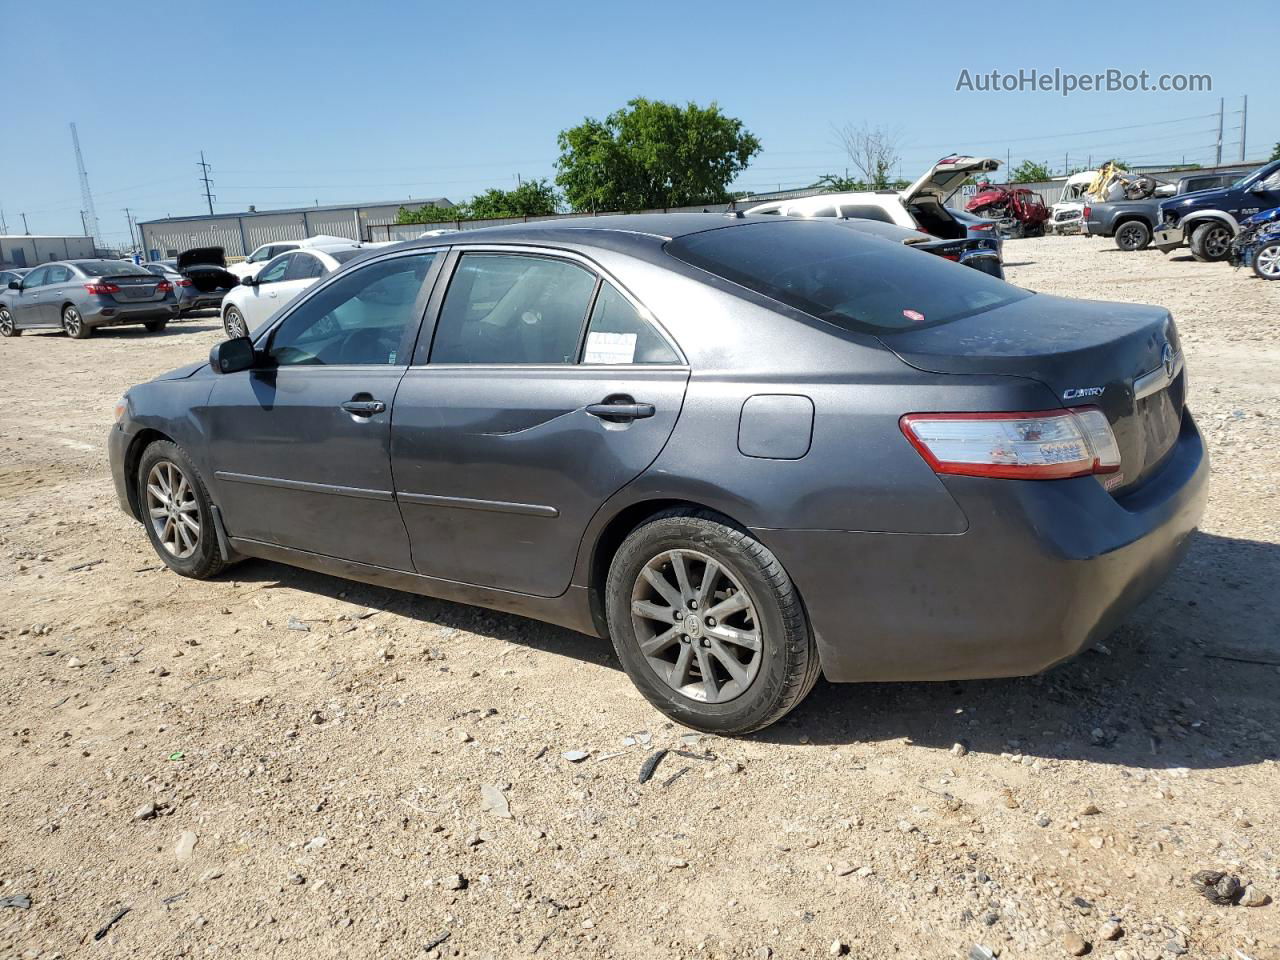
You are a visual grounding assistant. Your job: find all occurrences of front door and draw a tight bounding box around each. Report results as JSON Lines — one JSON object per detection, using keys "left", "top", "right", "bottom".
{"left": 391, "top": 251, "right": 689, "bottom": 597}
{"left": 11, "top": 266, "right": 51, "bottom": 328}
{"left": 204, "top": 250, "right": 441, "bottom": 569}
{"left": 237, "top": 253, "right": 297, "bottom": 332}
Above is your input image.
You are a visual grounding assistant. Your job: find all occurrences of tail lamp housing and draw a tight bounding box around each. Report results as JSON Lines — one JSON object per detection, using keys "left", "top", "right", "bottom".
{"left": 900, "top": 408, "right": 1121, "bottom": 480}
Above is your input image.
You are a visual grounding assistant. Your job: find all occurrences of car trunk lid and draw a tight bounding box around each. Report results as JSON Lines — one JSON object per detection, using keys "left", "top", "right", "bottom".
{"left": 903, "top": 155, "right": 1002, "bottom": 203}
{"left": 878, "top": 294, "right": 1185, "bottom": 494}
{"left": 176, "top": 246, "right": 239, "bottom": 292}
{"left": 105, "top": 274, "right": 166, "bottom": 303}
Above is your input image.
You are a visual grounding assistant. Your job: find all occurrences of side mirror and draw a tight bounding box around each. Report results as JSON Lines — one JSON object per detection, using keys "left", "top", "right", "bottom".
{"left": 210, "top": 336, "right": 256, "bottom": 374}
{"left": 242, "top": 273, "right": 260, "bottom": 286}
{"left": 7, "top": 280, "right": 19, "bottom": 290}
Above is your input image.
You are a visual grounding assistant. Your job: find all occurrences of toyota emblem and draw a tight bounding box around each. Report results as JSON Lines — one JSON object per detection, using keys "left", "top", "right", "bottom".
{"left": 1162, "top": 343, "right": 1175, "bottom": 379}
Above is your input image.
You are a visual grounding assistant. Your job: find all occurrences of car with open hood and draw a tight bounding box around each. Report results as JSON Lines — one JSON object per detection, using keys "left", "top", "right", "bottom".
{"left": 745, "top": 155, "right": 1002, "bottom": 243}
{"left": 109, "top": 214, "right": 1206, "bottom": 734}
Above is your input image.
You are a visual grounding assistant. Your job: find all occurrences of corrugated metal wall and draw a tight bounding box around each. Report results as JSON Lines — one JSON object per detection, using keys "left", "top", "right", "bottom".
{"left": 0, "top": 236, "right": 97, "bottom": 267}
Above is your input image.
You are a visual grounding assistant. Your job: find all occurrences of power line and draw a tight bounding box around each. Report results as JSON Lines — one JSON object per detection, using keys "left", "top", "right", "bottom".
{"left": 198, "top": 151, "right": 215, "bottom": 216}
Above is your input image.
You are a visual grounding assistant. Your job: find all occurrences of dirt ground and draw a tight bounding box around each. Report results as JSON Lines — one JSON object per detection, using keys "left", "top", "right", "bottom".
{"left": 1, "top": 235, "right": 1278, "bottom": 960}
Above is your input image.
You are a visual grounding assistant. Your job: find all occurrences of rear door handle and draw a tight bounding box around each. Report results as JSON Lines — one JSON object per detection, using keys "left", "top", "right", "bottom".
{"left": 585, "top": 401, "right": 655, "bottom": 422}
{"left": 341, "top": 398, "right": 386, "bottom": 416}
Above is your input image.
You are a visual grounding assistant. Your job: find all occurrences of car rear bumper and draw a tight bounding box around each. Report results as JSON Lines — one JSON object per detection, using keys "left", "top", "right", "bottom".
{"left": 755, "top": 410, "right": 1208, "bottom": 683}
{"left": 85, "top": 300, "right": 180, "bottom": 328}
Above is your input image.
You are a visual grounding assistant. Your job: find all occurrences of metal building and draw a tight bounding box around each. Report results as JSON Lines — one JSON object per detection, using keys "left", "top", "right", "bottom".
{"left": 137, "top": 198, "right": 452, "bottom": 261}
{"left": 1, "top": 235, "right": 98, "bottom": 268}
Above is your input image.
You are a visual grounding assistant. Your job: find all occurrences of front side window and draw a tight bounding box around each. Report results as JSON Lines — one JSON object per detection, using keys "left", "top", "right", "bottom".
{"left": 583, "top": 282, "right": 678, "bottom": 365}
{"left": 266, "top": 253, "right": 435, "bottom": 366}
{"left": 258, "top": 255, "right": 293, "bottom": 284}
{"left": 430, "top": 254, "right": 596, "bottom": 365}
{"left": 285, "top": 253, "right": 325, "bottom": 281}
{"left": 22, "top": 267, "right": 49, "bottom": 287}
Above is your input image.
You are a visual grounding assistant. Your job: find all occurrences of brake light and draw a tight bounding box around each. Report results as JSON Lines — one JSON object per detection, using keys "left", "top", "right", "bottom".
{"left": 900, "top": 408, "right": 1121, "bottom": 480}
{"left": 155, "top": 280, "right": 173, "bottom": 293}
{"left": 971, "top": 222, "right": 994, "bottom": 231}
{"left": 83, "top": 282, "right": 120, "bottom": 294}
{"left": 176, "top": 278, "right": 192, "bottom": 287}
{"left": 1082, "top": 205, "right": 1092, "bottom": 219}
{"left": 941, "top": 253, "right": 960, "bottom": 261}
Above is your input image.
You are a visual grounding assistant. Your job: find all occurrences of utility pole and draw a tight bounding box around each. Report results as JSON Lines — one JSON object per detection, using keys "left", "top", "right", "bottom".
{"left": 1240, "top": 95, "right": 1248, "bottom": 162}
{"left": 80, "top": 210, "right": 89, "bottom": 236}
{"left": 1215, "top": 97, "right": 1224, "bottom": 166}
{"left": 0, "top": 208, "right": 8, "bottom": 234}
{"left": 123, "top": 208, "right": 137, "bottom": 251}
{"left": 1064, "top": 152, "right": 1068, "bottom": 175}
{"left": 198, "top": 151, "right": 215, "bottom": 215}
{"left": 21, "top": 212, "right": 30, "bottom": 235}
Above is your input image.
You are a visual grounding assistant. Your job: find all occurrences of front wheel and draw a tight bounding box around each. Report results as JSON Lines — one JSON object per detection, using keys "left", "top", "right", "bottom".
{"left": 223, "top": 305, "right": 248, "bottom": 339}
{"left": 0, "top": 306, "right": 19, "bottom": 337}
{"left": 1253, "top": 242, "right": 1280, "bottom": 280}
{"left": 1114, "top": 221, "right": 1151, "bottom": 252}
{"left": 62, "top": 305, "right": 91, "bottom": 339}
{"left": 1189, "top": 222, "right": 1232, "bottom": 262}
{"left": 605, "top": 510, "right": 819, "bottom": 735}
{"left": 137, "top": 440, "right": 227, "bottom": 579}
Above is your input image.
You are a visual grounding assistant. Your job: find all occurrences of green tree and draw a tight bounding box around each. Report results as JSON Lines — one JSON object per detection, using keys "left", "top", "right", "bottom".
{"left": 556, "top": 98, "right": 761, "bottom": 211}
{"left": 1270, "top": 142, "right": 1280, "bottom": 162}
{"left": 1010, "top": 160, "right": 1052, "bottom": 183}
{"left": 396, "top": 178, "right": 560, "bottom": 225}
{"left": 397, "top": 203, "right": 462, "bottom": 225}
{"left": 812, "top": 173, "right": 867, "bottom": 192}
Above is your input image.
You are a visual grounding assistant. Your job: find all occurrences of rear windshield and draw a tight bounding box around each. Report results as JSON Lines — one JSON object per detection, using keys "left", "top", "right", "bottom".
{"left": 666, "top": 220, "right": 1031, "bottom": 333}
{"left": 326, "top": 250, "right": 366, "bottom": 264}
{"left": 76, "top": 261, "right": 152, "bottom": 277}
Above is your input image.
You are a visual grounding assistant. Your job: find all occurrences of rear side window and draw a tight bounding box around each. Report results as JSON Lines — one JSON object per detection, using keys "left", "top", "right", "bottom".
{"left": 667, "top": 220, "right": 1032, "bottom": 333}
{"left": 45, "top": 265, "right": 72, "bottom": 283}
{"left": 807, "top": 206, "right": 838, "bottom": 218}
{"left": 430, "top": 254, "right": 596, "bottom": 365}
{"left": 285, "top": 253, "right": 325, "bottom": 281}
{"left": 840, "top": 204, "right": 894, "bottom": 223}
{"left": 583, "top": 282, "right": 679, "bottom": 365}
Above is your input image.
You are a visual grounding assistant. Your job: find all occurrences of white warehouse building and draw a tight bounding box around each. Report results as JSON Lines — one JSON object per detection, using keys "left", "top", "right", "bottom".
{"left": 1, "top": 235, "right": 98, "bottom": 268}
{"left": 137, "top": 198, "right": 452, "bottom": 261}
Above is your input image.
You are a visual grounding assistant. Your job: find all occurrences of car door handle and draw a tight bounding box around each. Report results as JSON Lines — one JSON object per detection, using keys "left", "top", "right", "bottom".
{"left": 341, "top": 399, "right": 386, "bottom": 416}
{"left": 585, "top": 401, "right": 655, "bottom": 421}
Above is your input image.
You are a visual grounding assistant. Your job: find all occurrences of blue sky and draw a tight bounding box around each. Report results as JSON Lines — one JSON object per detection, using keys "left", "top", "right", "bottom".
{"left": 4, "top": 0, "right": 1270, "bottom": 244}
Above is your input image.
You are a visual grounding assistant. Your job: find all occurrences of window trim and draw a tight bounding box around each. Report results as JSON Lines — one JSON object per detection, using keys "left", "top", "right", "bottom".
{"left": 412, "top": 243, "right": 685, "bottom": 368}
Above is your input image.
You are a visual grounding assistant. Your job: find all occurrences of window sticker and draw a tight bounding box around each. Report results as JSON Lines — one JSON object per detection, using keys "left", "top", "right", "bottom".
{"left": 584, "top": 331, "right": 637, "bottom": 365}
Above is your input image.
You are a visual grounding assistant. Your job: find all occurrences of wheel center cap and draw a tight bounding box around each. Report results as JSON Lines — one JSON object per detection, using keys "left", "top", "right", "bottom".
{"left": 684, "top": 616, "right": 702, "bottom": 639}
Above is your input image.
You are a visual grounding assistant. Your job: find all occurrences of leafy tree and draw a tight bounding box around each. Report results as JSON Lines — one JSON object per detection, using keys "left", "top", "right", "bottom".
{"left": 812, "top": 173, "right": 867, "bottom": 192}
{"left": 1010, "top": 160, "right": 1052, "bottom": 183}
{"left": 556, "top": 98, "right": 761, "bottom": 211}
{"left": 396, "top": 178, "right": 559, "bottom": 224}
{"left": 1271, "top": 142, "right": 1280, "bottom": 162}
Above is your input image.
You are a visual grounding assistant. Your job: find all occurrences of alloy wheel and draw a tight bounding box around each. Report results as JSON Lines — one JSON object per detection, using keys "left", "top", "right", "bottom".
{"left": 1205, "top": 227, "right": 1231, "bottom": 259}
{"left": 224, "top": 307, "right": 247, "bottom": 339}
{"left": 1255, "top": 244, "right": 1280, "bottom": 279}
{"left": 0, "top": 308, "right": 13, "bottom": 336}
{"left": 145, "top": 460, "right": 201, "bottom": 559}
{"left": 62, "top": 308, "right": 82, "bottom": 337}
{"left": 630, "top": 548, "right": 762, "bottom": 704}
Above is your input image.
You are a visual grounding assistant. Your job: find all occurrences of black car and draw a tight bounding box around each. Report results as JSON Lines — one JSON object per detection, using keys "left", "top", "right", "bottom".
{"left": 108, "top": 215, "right": 1206, "bottom": 733}
{"left": 144, "top": 248, "right": 240, "bottom": 316}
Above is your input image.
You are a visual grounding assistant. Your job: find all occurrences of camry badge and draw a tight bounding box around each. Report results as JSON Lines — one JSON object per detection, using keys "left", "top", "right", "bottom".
{"left": 1063, "top": 386, "right": 1105, "bottom": 400}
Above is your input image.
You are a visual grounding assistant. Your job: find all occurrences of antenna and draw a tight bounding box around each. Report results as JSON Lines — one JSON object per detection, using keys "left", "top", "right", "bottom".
{"left": 70, "top": 122, "right": 101, "bottom": 247}
{"left": 198, "top": 151, "right": 216, "bottom": 215}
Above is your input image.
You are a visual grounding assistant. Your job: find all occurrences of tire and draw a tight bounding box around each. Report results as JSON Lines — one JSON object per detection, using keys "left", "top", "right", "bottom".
{"left": 1114, "top": 220, "right": 1151, "bottom": 252}
{"left": 144, "top": 319, "right": 168, "bottom": 333}
{"left": 62, "top": 305, "right": 91, "bottom": 339}
{"left": 605, "top": 509, "right": 820, "bottom": 735}
{"left": 136, "top": 440, "right": 227, "bottom": 580}
{"left": 223, "top": 305, "right": 248, "bottom": 339}
{"left": 1189, "top": 222, "right": 1232, "bottom": 262}
{"left": 1252, "top": 242, "right": 1280, "bottom": 280}
{"left": 0, "top": 306, "right": 18, "bottom": 337}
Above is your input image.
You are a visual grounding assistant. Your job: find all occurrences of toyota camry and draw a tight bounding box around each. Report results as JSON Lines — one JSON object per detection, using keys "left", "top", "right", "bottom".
{"left": 108, "top": 214, "right": 1207, "bottom": 734}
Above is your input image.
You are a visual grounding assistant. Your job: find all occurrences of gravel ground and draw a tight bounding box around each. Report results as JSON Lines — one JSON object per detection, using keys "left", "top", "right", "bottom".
{"left": 1, "top": 235, "right": 1277, "bottom": 960}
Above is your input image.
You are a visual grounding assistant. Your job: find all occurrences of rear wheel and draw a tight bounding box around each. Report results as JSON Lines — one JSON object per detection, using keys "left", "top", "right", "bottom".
{"left": 144, "top": 319, "right": 168, "bottom": 333}
{"left": 0, "top": 306, "right": 18, "bottom": 337}
{"left": 1114, "top": 220, "right": 1151, "bottom": 252}
{"left": 62, "top": 305, "right": 90, "bottom": 339}
{"left": 1189, "top": 222, "right": 1232, "bottom": 262}
{"left": 223, "top": 305, "right": 248, "bottom": 339}
{"left": 605, "top": 510, "right": 819, "bottom": 735}
{"left": 1253, "top": 242, "right": 1280, "bottom": 280}
{"left": 137, "top": 440, "right": 226, "bottom": 579}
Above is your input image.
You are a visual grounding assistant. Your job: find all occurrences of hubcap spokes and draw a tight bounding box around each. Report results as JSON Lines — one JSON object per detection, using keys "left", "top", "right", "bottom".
{"left": 64, "top": 311, "right": 79, "bottom": 334}
{"left": 1208, "top": 230, "right": 1229, "bottom": 257}
{"left": 145, "top": 461, "right": 200, "bottom": 559}
{"left": 1258, "top": 247, "right": 1280, "bottom": 276}
{"left": 630, "top": 548, "right": 762, "bottom": 704}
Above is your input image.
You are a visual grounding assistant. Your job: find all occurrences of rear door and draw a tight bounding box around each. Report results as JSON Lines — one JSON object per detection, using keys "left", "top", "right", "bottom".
{"left": 41, "top": 265, "right": 77, "bottom": 323}
{"left": 390, "top": 248, "right": 689, "bottom": 597}
{"left": 204, "top": 250, "right": 441, "bottom": 569}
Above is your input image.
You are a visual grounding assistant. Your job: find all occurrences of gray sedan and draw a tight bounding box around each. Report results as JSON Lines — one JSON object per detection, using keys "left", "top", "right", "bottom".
{"left": 1, "top": 259, "right": 179, "bottom": 338}
{"left": 108, "top": 215, "right": 1206, "bottom": 734}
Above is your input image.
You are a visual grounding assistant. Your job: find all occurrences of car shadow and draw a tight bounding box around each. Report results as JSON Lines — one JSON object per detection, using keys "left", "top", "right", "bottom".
{"left": 222, "top": 529, "right": 1277, "bottom": 768}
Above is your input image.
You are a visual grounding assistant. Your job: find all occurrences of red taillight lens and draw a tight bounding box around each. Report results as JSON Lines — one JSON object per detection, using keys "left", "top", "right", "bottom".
{"left": 177, "top": 278, "right": 192, "bottom": 287}
{"left": 1082, "top": 205, "right": 1092, "bottom": 219}
{"left": 942, "top": 253, "right": 961, "bottom": 261}
{"left": 900, "top": 408, "right": 1121, "bottom": 480}
{"left": 155, "top": 280, "right": 173, "bottom": 293}
{"left": 971, "top": 223, "right": 994, "bottom": 231}
{"left": 83, "top": 282, "right": 120, "bottom": 295}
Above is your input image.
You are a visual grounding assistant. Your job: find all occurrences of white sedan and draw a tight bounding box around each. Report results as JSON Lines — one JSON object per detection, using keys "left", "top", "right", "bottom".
{"left": 220, "top": 242, "right": 376, "bottom": 338}
{"left": 226, "top": 234, "right": 354, "bottom": 281}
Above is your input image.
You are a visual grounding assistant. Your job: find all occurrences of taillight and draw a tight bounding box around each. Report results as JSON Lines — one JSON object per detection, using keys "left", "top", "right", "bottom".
{"left": 176, "top": 278, "right": 193, "bottom": 287}
{"left": 941, "top": 253, "right": 960, "bottom": 261}
{"left": 1082, "top": 205, "right": 1092, "bottom": 219}
{"left": 155, "top": 280, "right": 173, "bottom": 293}
{"left": 84, "top": 282, "right": 120, "bottom": 295}
{"left": 900, "top": 408, "right": 1121, "bottom": 480}
{"left": 971, "top": 222, "right": 994, "bottom": 231}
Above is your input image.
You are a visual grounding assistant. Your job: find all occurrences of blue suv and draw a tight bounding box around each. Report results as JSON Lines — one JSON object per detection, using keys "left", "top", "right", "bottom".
{"left": 1154, "top": 159, "right": 1280, "bottom": 261}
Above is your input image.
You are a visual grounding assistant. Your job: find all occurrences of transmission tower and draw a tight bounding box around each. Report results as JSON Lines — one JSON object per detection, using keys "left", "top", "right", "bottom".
{"left": 70, "top": 123, "right": 101, "bottom": 247}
